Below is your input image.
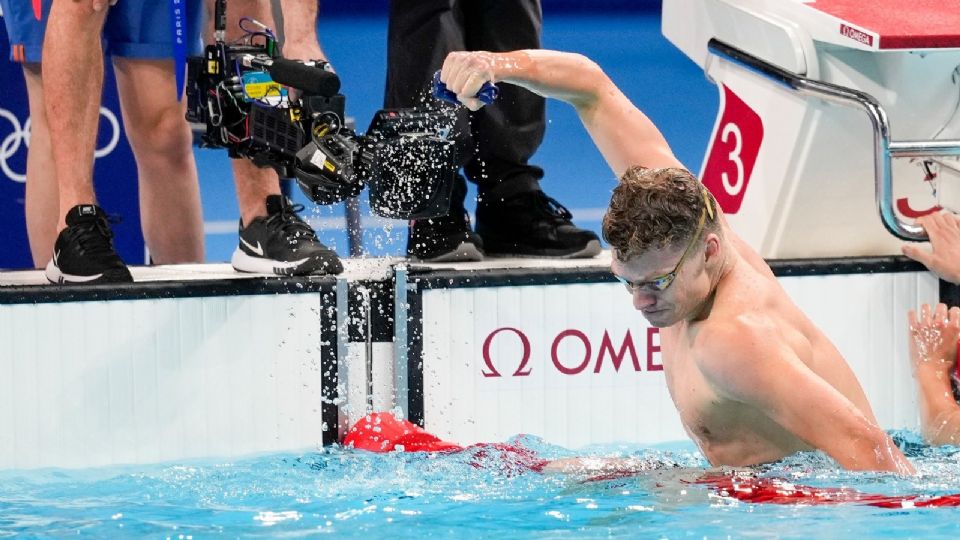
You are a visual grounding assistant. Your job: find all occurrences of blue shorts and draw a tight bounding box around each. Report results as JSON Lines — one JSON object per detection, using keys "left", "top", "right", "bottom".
{"left": 1, "top": 0, "right": 204, "bottom": 63}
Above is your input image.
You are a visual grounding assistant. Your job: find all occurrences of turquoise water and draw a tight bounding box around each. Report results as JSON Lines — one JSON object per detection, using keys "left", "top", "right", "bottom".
{"left": 2, "top": 432, "right": 959, "bottom": 538}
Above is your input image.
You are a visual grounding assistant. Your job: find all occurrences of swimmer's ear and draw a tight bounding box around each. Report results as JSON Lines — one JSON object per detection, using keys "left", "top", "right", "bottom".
{"left": 703, "top": 233, "right": 721, "bottom": 262}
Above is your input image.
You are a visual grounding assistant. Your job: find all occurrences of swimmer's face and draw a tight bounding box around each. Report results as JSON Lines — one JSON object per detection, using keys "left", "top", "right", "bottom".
{"left": 611, "top": 241, "right": 712, "bottom": 327}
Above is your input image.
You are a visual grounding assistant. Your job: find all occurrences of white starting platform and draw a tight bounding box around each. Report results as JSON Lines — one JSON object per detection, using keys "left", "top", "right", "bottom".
{"left": 0, "top": 253, "right": 939, "bottom": 470}
{"left": 664, "top": 0, "right": 960, "bottom": 257}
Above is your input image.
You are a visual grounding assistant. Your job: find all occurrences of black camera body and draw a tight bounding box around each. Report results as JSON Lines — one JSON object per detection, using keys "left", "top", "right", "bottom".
{"left": 185, "top": 14, "right": 457, "bottom": 218}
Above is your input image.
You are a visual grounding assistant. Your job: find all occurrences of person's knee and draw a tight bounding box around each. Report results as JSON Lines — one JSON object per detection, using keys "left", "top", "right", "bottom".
{"left": 125, "top": 103, "right": 193, "bottom": 162}
{"left": 46, "top": 1, "right": 109, "bottom": 36}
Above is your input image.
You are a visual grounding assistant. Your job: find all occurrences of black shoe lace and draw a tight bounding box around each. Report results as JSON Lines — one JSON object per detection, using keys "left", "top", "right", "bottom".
{"left": 74, "top": 215, "right": 121, "bottom": 258}
{"left": 532, "top": 192, "right": 573, "bottom": 222}
{"left": 266, "top": 202, "right": 318, "bottom": 243}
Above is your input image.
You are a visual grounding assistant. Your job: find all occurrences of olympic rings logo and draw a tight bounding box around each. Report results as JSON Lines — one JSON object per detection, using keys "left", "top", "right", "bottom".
{"left": 0, "top": 106, "right": 120, "bottom": 184}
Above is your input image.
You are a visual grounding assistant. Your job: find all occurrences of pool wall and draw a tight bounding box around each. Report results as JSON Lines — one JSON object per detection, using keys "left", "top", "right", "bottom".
{"left": 0, "top": 255, "right": 935, "bottom": 470}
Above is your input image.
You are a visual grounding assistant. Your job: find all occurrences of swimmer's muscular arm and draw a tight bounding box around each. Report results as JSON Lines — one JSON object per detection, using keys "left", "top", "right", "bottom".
{"left": 440, "top": 50, "right": 684, "bottom": 175}
{"left": 699, "top": 319, "right": 915, "bottom": 474}
{"left": 442, "top": 49, "right": 775, "bottom": 272}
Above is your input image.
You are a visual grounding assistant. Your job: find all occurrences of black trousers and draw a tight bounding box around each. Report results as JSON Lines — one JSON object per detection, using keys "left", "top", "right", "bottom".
{"left": 385, "top": 0, "right": 545, "bottom": 204}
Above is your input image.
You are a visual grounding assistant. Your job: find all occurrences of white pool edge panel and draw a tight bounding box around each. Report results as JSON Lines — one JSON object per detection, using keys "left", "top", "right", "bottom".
{"left": 0, "top": 291, "right": 338, "bottom": 471}
{"left": 0, "top": 257, "right": 941, "bottom": 470}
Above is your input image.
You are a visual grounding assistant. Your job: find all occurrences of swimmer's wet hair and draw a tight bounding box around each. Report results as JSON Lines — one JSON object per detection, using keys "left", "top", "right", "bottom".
{"left": 603, "top": 166, "right": 719, "bottom": 263}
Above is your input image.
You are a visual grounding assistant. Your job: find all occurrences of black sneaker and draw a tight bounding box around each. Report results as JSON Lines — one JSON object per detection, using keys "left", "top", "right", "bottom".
{"left": 45, "top": 204, "right": 133, "bottom": 284}
{"left": 475, "top": 190, "right": 602, "bottom": 258}
{"left": 407, "top": 209, "right": 485, "bottom": 262}
{"left": 231, "top": 195, "right": 343, "bottom": 275}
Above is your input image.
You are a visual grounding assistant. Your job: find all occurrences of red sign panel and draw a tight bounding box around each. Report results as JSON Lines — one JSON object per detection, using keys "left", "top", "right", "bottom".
{"left": 702, "top": 85, "right": 764, "bottom": 214}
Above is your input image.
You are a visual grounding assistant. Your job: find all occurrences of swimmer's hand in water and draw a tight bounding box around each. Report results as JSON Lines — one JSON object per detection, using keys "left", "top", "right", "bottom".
{"left": 908, "top": 303, "right": 960, "bottom": 379}
{"left": 438, "top": 51, "right": 506, "bottom": 111}
{"left": 902, "top": 211, "right": 960, "bottom": 284}
{"left": 908, "top": 303, "right": 960, "bottom": 446}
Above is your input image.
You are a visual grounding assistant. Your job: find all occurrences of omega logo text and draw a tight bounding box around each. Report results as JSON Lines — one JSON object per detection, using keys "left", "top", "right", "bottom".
{"left": 482, "top": 327, "right": 662, "bottom": 377}
{"left": 839, "top": 24, "right": 873, "bottom": 47}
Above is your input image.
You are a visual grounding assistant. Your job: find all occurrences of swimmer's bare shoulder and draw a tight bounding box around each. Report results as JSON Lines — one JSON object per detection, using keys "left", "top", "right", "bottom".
{"left": 691, "top": 313, "right": 781, "bottom": 396}
{"left": 714, "top": 211, "right": 776, "bottom": 280}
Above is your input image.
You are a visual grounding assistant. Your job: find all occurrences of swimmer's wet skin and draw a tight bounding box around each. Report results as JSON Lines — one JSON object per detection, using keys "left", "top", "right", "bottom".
{"left": 438, "top": 49, "right": 914, "bottom": 474}
{"left": 345, "top": 413, "right": 960, "bottom": 508}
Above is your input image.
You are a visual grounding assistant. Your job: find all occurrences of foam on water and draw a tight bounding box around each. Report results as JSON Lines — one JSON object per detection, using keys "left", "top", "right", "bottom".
{"left": 1, "top": 431, "right": 960, "bottom": 538}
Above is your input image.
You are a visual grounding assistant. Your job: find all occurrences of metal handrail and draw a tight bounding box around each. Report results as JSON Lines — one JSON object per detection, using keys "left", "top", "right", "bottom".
{"left": 707, "top": 39, "right": 960, "bottom": 241}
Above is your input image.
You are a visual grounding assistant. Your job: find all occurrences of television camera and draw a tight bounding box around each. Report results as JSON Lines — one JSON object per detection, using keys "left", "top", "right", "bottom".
{"left": 185, "top": 0, "right": 463, "bottom": 218}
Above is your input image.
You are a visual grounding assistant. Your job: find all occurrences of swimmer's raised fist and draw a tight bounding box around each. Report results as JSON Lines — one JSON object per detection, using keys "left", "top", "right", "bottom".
{"left": 440, "top": 51, "right": 500, "bottom": 111}
{"left": 902, "top": 211, "right": 960, "bottom": 285}
{"left": 908, "top": 302, "right": 960, "bottom": 377}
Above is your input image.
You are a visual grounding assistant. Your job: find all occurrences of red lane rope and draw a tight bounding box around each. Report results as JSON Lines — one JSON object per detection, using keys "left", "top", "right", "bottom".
{"left": 695, "top": 473, "right": 960, "bottom": 508}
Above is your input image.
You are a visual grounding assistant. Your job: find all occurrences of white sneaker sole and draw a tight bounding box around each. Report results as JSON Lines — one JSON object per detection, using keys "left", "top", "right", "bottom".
{"left": 44, "top": 259, "right": 122, "bottom": 284}
{"left": 231, "top": 249, "right": 312, "bottom": 275}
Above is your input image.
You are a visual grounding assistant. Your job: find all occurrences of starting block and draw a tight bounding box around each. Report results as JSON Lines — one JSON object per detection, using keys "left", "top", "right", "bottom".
{"left": 664, "top": 0, "right": 960, "bottom": 257}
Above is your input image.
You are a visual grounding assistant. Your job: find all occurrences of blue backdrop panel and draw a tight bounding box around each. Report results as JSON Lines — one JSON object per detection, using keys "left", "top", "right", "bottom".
{"left": 0, "top": 18, "right": 145, "bottom": 269}
{"left": 0, "top": 56, "right": 31, "bottom": 267}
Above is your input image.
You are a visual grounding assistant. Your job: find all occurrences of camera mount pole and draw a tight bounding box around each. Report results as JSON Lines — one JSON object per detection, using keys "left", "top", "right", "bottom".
{"left": 214, "top": 0, "right": 227, "bottom": 43}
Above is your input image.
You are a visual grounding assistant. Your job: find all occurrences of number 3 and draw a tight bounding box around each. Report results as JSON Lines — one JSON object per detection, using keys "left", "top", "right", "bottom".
{"left": 720, "top": 122, "right": 744, "bottom": 196}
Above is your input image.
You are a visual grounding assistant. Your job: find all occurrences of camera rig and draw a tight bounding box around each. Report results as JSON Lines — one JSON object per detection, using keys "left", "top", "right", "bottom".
{"left": 185, "top": 0, "right": 458, "bottom": 218}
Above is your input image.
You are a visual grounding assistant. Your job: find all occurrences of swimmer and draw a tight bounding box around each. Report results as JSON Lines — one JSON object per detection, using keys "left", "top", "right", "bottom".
{"left": 437, "top": 49, "right": 913, "bottom": 473}
{"left": 346, "top": 412, "right": 960, "bottom": 508}
{"left": 345, "top": 411, "right": 695, "bottom": 480}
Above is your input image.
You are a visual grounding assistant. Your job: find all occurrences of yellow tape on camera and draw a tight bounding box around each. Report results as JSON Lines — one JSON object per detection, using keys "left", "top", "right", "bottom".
{"left": 241, "top": 71, "right": 288, "bottom": 102}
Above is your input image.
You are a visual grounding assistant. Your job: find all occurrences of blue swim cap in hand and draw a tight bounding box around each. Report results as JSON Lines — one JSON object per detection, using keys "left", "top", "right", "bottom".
{"left": 431, "top": 71, "right": 499, "bottom": 106}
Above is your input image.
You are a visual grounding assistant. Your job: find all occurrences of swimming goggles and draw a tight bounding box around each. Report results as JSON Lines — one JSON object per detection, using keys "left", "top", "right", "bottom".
{"left": 615, "top": 185, "right": 715, "bottom": 293}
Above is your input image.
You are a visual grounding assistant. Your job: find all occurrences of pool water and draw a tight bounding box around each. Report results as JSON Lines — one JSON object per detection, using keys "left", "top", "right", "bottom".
{"left": 2, "top": 432, "right": 959, "bottom": 539}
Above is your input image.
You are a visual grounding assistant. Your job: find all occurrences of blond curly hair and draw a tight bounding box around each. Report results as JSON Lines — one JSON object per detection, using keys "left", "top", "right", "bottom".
{"left": 602, "top": 166, "right": 718, "bottom": 262}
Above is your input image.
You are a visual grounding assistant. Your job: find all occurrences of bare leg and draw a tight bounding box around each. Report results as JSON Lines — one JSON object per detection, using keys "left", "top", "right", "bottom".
{"left": 198, "top": 0, "right": 340, "bottom": 275}
{"left": 278, "top": 0, "right": 327, "bottom": 62}
{"left": 232, "top": 160, "right": 279, "bottom": 225}
{"left": 218, "top": 0, "right": 284, "bottom": 224}
{"left": 210, "top": 0, "right": 327, "bottom": 225}
{"left": 42, "top": 1, "right": 108, "bottom": 230}
{"left": 112, "top": 58, "right": 204, "bottom": 264}
{"left": 21, "top": 64, "right": 59, "bottom": 268}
